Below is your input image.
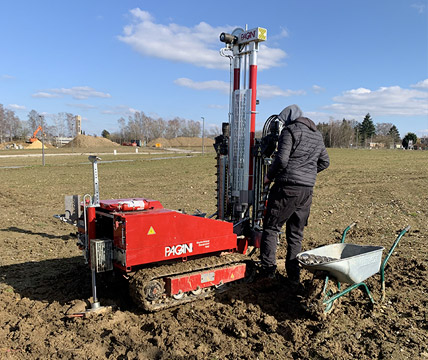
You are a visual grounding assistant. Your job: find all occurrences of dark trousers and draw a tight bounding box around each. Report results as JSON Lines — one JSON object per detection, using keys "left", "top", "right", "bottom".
{"left": 260, "top": 183, "right": 313, "bottom": 280}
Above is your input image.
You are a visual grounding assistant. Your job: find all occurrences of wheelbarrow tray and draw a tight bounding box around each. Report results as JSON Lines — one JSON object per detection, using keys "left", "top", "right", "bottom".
{"left": 297, "top": 244, "right": 384, "bottom": 284}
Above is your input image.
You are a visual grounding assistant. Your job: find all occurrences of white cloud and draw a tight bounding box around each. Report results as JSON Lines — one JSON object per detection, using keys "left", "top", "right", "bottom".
{"left": 411, "top": 3, "right": 425, "bottom": 13}
{"left": 174, "top": 77, "right": 305, "bottom": 99}
{"left": 101, "top": 105, "right": 137, "bottom": 116}
{"left": 66, "top": 103, "right": 97, "bottom": 110}
{"left": 174, "top": 78, "right": 229, "bottom": 92}
{"left": 257, "top": 84, "right": 305, "bottom": 98}
{"left": 411, "top": 79, "right": 428, "bottom": 89}
{"left": 304, "top": 111, "right": 337, "bottom": 122}
{"left": 32, "top": 92, "right": 60, "bottom": 98}
{"left": 208, "top": 104, "right": 226, "bottom": 109}
{"left": 118, "top": 8, "right": 287, "bottom": 70}
{"left": 7, "top": 104, "right": 26, "bottom": 110}
{"left": 53, "top": 87, "right": 111, "bottom": 100}
{"left": 129, "top": 8, "right": 153, "bottom": 22}
{"left": 2, "top": 74, "right": 14, "bottom": 79}
{"left": 278, "top": 27, "right": 289, "bottom": 38}
{"left": 32, "top": 86, "right": 111, "bottom": 100}
{"left": 270, "top": 27, "right": 289, "bottom": 41}
{"left": 312, "top": 85, "right": 325, "bottom": 94}
{"left": 326, "top": 83, "right": 428, "bottom": 116}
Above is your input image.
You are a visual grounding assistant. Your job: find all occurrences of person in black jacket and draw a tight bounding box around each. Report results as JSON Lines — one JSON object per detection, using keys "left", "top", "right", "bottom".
{"left": 259, "top": 104, "right": 330, "bottom": 285}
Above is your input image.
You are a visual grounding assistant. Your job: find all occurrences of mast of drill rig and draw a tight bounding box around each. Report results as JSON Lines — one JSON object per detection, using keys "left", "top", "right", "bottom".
{"left": 216, "top": 27, "right": 267, "bottom": 232}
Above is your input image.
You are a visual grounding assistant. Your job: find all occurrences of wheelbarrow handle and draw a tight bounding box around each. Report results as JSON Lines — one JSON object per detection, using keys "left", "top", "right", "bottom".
{"left": 380, "top": 225, "right": 411, "bottom": 302}
{"left": 341, "top": 222, "right": 357, "bottom": 243}
{"left": 382, "top": 225, "right": 411, "bottom": 270}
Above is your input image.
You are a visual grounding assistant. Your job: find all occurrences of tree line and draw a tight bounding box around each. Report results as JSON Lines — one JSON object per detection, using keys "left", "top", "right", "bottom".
{"left": 316, "top": 113, "right": 417, "bottom": 149}
{"left": 105, "top": 111, "right": 226, "bottom": 144}
{"left": 107, "top": 112, "right": 205, "bottom": 145}
{"left": 0, "top": 105, "right": 77, "bottom": 142}
{"left": 0, "top": 104, "right": 209, "bottom": 145}
{"left": 0, "top": 104, "right": 421, "bottom": 149}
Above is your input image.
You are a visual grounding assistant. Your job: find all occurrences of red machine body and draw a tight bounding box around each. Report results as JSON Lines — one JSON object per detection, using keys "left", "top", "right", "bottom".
{"left": 165, "top": 263, "right": 246, "bottom": 295}
{"left": 84, "top": 198, "right": 239, "bottom": 273}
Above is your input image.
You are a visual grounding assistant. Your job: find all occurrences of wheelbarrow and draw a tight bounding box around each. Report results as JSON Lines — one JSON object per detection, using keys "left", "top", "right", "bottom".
{"left": 297, "top": 223, "right": 411, "bottom": 313}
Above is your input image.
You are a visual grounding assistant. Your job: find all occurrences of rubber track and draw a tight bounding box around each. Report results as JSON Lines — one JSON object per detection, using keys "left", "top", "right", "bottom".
{"left": 129, "top": 253, "right": 250, "bottom": 311}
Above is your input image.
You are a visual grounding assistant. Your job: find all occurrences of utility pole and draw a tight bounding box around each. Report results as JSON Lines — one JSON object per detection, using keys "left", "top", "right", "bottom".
{"left": 201, "top": 117, "right": 205, "bottom": 154}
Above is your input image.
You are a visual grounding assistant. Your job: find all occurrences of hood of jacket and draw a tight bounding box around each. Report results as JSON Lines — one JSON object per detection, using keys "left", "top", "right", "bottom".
{"left": 278, "top": 104, "right": 317, "bottom": 132}
{"left": 278, "top": 104, "right": 303, "bottom": 126}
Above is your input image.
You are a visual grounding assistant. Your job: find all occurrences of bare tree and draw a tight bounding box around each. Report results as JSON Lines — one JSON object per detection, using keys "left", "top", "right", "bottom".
{"left": 318, "top": 119, "right": 359, "bottom": 148}
{"left": 148, "top": 117, "right": 166, "bottom": 140}
{"left": 27, "top": 110, "right": 41, "bottom": 133}
{"left": 181, "top": 119, "right": 201, "bottom": 138}
{"left": 0, "top": 104, "right": 5, "bottom": 143}
{"left": 127, "top": 112, "right": 143, "bottom": 141}
{"left": 51, "top": 113, "right": 63, "bottom": 137}
{"left": 207, "top": 125, "right": 221, "bottom": 139}
{"left": 2, "top": 109, "right": 21, "bottom": 141}
{"left": 165, "top": 118, "right": 181, "bottom": 139}
{"left": 64, "top": 113, "right": 75, "bottom": 137}
{"left": 376, "top": 123, "right": 393, "bottom": 136}
{"left": 117, "top": 117, "right": 126, "bottom": 143}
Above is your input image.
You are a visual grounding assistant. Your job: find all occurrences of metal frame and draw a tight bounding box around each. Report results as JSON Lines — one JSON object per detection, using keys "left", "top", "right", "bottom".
{"left": 217, "top": 26, "right": 267, "bottom": 228}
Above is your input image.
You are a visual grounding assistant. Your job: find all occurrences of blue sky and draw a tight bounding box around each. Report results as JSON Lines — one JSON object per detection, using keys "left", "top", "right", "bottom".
{"left": 1, "top": 0, "right": 427, "bottom": 138}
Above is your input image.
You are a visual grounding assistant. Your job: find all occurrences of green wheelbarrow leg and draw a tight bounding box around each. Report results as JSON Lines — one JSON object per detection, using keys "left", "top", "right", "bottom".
{"left": 322, "top": 282, "right": 375, "bottom": 313}
{"left": 321, "top": 275, "right": 336, "bottom": 313}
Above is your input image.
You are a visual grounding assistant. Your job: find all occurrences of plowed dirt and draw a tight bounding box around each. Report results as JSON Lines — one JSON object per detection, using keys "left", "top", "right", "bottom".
{"left": 0, "top": 149, "right": 427, "bottom": 359}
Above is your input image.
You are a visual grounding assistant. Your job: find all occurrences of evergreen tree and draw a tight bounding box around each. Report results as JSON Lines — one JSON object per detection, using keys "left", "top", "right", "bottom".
{"left": 358, "top": 113, "right": 376, "bottom": 146}
{"left": 402, "top": 133, "right": 417, "bottom": 149}
{"left": 388, "top": 125, "right": 400, "bottom": 144}
{"left": 101, "top": 129, "right": 111, "bottom": 139}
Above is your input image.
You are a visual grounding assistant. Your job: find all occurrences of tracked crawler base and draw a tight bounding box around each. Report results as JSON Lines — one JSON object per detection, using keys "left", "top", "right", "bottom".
{"left": 129, "top": 253, "right": 253, "bottom": 311}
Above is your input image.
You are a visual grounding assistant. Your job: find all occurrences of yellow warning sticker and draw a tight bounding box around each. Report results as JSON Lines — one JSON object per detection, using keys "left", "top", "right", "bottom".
{"left": 231, "top": 273, "right": 235, "bottom": 279}
{"left": 258, "top": 28, "right": 267, "bottom": 41}
{"left": 147, "top": 226, "right": 156, "bottom": 235}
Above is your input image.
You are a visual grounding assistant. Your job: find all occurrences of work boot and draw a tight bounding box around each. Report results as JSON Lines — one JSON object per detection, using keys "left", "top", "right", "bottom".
{"left": 287, "top": 277, "right": 305, "bottom": 296}
{"left": 261, "top": 266, "right": 277, "bottom": 280}
{"left": 252, "top": 261, "right": 276, "bottom": 282}
{"left": 253, "top": 263, "right": 277, "bottom": 282}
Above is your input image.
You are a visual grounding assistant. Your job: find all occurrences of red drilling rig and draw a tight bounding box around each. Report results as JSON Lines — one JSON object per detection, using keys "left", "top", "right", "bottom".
{"left": 56, "top": 26, "right": 288, "bottom": 312}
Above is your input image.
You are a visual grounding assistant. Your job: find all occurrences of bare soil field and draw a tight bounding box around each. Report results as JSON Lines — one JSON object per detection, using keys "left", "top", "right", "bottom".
{"left": 0, "top": 149, "right": 427, "bottom": 359}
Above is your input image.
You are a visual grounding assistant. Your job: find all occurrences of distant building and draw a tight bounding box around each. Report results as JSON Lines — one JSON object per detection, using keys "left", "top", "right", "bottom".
{"left": 420, "top": 137, "right": 428, "bottom": 145}
{"left": 369, "top": 142, "right": 385, "bottom": 149}
{"left": 75, "top": 115, "right": 82, "bottom": 136}
{"left": 55, "top": 137, "right": 74, "bottom": 146}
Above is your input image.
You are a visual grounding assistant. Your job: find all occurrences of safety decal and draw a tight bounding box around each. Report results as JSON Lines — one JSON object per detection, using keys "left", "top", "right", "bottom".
{"left": 147, "top": 226, "right": 156, "bottom": 235}
{"left": 258, "top": 28, "right": 267, "bottom": 40}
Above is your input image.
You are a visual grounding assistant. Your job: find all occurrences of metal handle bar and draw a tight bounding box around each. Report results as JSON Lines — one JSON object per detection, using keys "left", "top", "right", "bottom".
{"left": 341, "top": 222, "right": 357, "bottom": 243}
{"left": 381, "top": 225, "right": 411, "bottom": 302}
